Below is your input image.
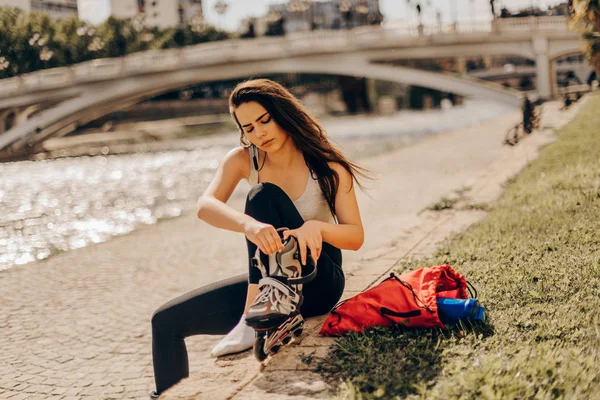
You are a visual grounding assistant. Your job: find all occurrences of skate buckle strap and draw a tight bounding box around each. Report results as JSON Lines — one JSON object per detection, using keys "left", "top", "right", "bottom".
{"left": 255, "top": 277, "right": 301, "bottom": 313}
{"left": 276, "top": 229, "right": 317, "bottom": 285}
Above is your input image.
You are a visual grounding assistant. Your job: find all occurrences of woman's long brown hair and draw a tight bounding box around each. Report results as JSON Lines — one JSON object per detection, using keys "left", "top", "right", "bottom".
{"left": 229, "top": 78, "right": 369, "bottom": 217}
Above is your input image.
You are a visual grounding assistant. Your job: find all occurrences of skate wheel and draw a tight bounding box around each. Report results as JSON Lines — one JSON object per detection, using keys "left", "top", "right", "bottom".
{"left": 254, "top": 336, "right": 268, "bottom": 362}
{"left": 270, "top": 345, "right": 281, "bottom": 354}
{"left": 293, "top": 328, "right": 303, "bottom": 337}
{"left": 282, "top": 336, "right": 292, "bottom": 345}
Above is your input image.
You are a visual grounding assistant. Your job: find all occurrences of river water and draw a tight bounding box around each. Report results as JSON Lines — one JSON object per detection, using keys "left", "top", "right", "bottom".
{"left": 0, "top": 100, "right": 513, "bottom": 271}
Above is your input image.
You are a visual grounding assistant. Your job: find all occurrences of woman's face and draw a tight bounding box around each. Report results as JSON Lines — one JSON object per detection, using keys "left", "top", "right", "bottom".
{"left": 235, "top": 101, "right": 290, "bottom": 153}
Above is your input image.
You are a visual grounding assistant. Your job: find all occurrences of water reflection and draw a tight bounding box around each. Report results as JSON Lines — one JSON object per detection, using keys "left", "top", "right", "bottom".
{"left": 0, "top": 146, "right": 227, "bottom": 270}
{"left": 0, "top": 100, "right": 512, "bottom": 271}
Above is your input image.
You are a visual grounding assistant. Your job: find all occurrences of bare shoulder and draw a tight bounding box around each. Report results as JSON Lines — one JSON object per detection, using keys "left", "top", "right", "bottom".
{"left": 222, "top": 147, "right": 251, "bottom": 179}
{"left": 327, "top": 161, "right": 351, "bottom": 178}
{"left": 328, "top": 161, "right": 353, "bottom": 189}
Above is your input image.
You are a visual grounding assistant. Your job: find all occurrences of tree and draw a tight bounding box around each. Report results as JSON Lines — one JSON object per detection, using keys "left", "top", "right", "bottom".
{"left": 55, "top": 16, "right": 96, "bottom": 65}
{"left": 570, "top": 0, "right": 600, "bottom": 75}
{"left": 0, "top": 8, "right": 231, "bottom": 78}
{"left": 12, "top": 10, "right": 62, "bottom": 73}
{"left": 265, "top": 16, "right": 286, "bottom": 36}
{"left": 0, "top": 8, "right": 24, "bottom": 78}
{"left": 97, "top": 17, "right": 148, "bottom": 57}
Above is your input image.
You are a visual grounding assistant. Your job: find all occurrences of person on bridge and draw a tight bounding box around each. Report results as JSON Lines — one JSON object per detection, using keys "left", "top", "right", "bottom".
{"left": 149, "top": 78, "right": 367, "bottom": 398}
{"left": 522, "top": 95, "right": 535, "bottom": 134}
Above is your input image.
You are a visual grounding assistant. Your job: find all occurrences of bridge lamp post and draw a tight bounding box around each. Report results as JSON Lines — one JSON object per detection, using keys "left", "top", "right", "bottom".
{"left": 450, "top": 0, "right": 458, "bottom": 31}
{"left": 213, "top": 0, "right": 229, "bottom": 30}
{"left": 416, "top": 3, "right": 424, "bottom": 35}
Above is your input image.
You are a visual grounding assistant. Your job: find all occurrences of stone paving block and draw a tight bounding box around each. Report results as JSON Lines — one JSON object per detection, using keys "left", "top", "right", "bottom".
{"left": 6, "top": 392, "right": 34, "bottom": 400}
{"left": 263, "top": 346, "right": 330, "bottom": 372}
{"left": 238, "top": 370, "right": 330, "bottom": 400}
{"left": 357, "top": 245, "right": 397, "bottom": 261}
{"left": 60, "top": 387, "right": 82, "bottom": 397}
{"left": 25, "top": 375, "right": 47, "bottom": 385}
{"left": 344, "top": 274, "right": 380, "bottom": 291}
{"left": 100, "top": 385, "right": 125, "bottom": 395}
{"left": 51, "top": 386, "right": 69, "bottom": 395}
{"left": 345, "top": 260, "right": 391, "bottom": 276}
{"left": 0, "top": 379, "right": 21, "bottom": 389}
{"left": 299, "top": 315, "right": 327, "bottom": 336}
{"left": 31, "top": 384, "right": 55, "bottom": 395}
{"left": 14, "top": 375, "right": 36, "bottom": 383}
{"left": 40, "top": 378, "right": 60, "bottom": 386}
{"left": 160, "top": 358, "right": 257, "bottom": 400}
{"left": 12, "top": 383, "right": 31, "bottom": 392}
{"left": 298, "top": 334, "right": 337, "bottom": 348}
{"left": 1, "top": 373, "right": 23, "bottom": 383}
{"left": 339, "top": 290, "right": 361, "bottom": 302}
{"left": 72, "top": 379, "right": 93, "bottom": 388}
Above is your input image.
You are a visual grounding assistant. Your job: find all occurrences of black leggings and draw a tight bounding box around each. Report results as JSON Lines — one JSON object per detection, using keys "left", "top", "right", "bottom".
{"left": 151, "top": 183, "right": 345, "bottom": 394}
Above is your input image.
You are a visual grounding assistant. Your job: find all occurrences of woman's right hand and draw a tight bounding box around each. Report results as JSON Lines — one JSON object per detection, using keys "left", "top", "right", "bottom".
{"left": 243, "top": 218, "right": 284, "bottom": 255}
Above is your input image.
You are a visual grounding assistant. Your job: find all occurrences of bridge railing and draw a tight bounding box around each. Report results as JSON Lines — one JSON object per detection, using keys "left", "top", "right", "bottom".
{"left": 0, "top": 16, "right": 573, "bottom": 100}
{"left": 496, "top": 16, "right": 570, "bottom": 33}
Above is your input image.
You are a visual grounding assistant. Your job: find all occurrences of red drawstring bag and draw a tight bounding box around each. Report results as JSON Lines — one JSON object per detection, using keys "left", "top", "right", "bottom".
{"left": 319, "top": 264, "right": 469, "bottom": 336}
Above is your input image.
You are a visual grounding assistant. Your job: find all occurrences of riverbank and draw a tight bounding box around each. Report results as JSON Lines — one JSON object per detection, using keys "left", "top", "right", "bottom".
{"left": 158, "top": 97, "right": 593, "bottom": 399}
{"left": 317, "top": 94, "right": 600, "bottom": 399}
{"left": 0, "top": 98, "right": 584, "bottom": 399}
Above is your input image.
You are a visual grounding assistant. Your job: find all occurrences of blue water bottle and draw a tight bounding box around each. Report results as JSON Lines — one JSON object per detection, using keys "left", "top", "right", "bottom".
{"left": 436, "top": 298, "right": 487, "bottom": 325}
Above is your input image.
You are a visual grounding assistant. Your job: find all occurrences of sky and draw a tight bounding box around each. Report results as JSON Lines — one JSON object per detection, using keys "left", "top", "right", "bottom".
{"left": 79, "top": 0, "right": 565, "bottom": 31}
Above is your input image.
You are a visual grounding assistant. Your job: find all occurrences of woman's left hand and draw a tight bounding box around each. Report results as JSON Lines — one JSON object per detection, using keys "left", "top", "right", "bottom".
{"left": 282, "top": 221, "right": 323, "bottom": 266}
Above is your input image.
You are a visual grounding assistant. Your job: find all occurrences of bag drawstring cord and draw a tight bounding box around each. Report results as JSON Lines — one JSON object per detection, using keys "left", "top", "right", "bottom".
{"left": 388, "top": 272, "right": 434, "bottom": 314}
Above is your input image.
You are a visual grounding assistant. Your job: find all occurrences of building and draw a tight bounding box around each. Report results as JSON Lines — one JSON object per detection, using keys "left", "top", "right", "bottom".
{"left": 0, "top": 0, "right": 78, "bottom": 20}
{"left": 499, "top": 2, "right": 569, "bottom": 18}
{"left": 81, "top": 0, "right": 203, "bottom": 29}
{"left": 246, "top": 0, "right": 382, "bottom": 36}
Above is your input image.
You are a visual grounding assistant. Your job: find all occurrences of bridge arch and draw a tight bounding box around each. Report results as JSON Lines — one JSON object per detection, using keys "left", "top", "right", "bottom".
{"left": 0, "top": 55, "right": 521, "bottom": 154}
{"left": 549, "top": 41, "right": 586, "bottom": 62}
{"left": 0, "top": 108, "right": 18, "bottom": 134}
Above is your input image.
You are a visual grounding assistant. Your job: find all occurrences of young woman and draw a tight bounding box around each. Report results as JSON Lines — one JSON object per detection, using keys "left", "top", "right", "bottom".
{"left": 150, "top": 78, "right": 367, "bottom": 398}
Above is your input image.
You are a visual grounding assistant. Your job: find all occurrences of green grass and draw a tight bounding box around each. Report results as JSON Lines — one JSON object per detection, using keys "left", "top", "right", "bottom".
{"left": 316, "top": 95, "right": 600, "bottom": 399}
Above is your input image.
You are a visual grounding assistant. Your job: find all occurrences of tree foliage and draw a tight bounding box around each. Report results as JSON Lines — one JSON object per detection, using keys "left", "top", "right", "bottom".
{"left": 570, "top": 0, "right": 600, "bottom": 73}
{"left": 0, "top": 7, "right": 231, "bottom": 79}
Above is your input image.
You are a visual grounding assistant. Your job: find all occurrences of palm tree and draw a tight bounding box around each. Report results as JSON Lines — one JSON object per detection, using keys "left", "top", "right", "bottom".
{"left": 570, "top": 0, "right": 600, "bottom": 75}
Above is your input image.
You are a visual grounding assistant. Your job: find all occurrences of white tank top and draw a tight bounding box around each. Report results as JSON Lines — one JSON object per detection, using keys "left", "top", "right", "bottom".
{"left": 247, "top": 146, "right": 335, "bottom": 223}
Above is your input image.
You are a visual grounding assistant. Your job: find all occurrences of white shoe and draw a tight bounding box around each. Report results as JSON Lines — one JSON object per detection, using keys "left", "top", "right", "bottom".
{"left": 210, "top": 314, "right": 255, "bottom": 358}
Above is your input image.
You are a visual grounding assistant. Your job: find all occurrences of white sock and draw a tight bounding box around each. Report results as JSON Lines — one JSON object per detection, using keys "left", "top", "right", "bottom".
{"left": 210, "top": 314, "right": 255, "bottom": 358}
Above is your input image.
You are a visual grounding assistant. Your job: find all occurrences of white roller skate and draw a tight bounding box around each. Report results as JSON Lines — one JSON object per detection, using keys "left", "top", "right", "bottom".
{"left": 245, "top": 227, "right": 317, "bottom": 362}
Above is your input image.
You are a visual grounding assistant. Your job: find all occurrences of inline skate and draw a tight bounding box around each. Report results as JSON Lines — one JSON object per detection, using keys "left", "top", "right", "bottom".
{"left": 245, "top": 228, "right": 317, "bottom": 362}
